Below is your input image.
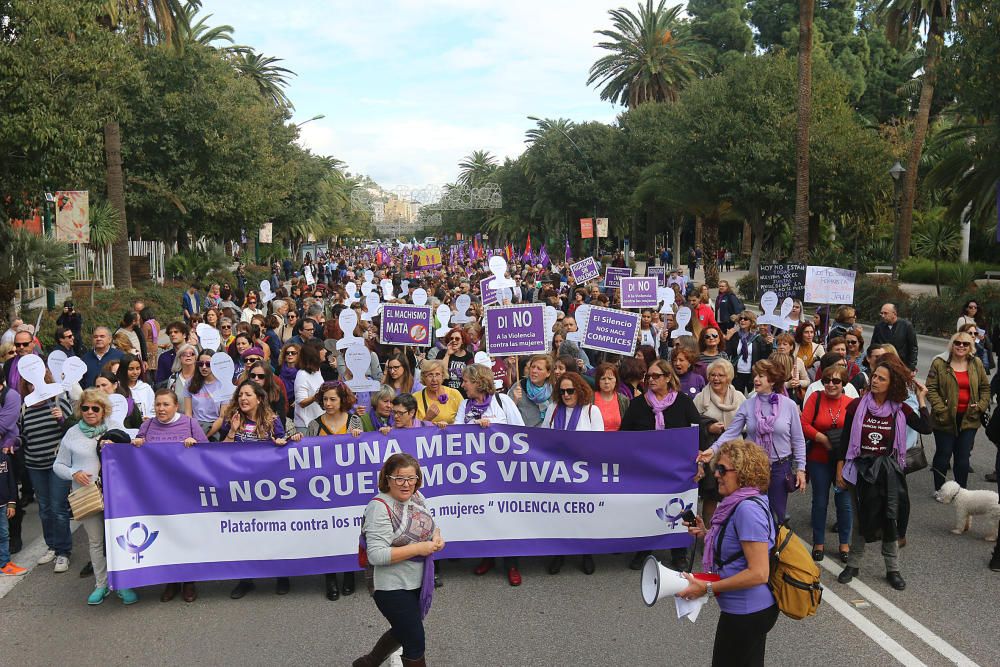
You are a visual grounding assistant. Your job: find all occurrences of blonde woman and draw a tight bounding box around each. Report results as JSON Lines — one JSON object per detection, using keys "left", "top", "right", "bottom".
{"left": 693, "top": 359, "right": 746, "bottom": 525}
{"left": 414, "top": 360, "right": 463, "bottom": 427}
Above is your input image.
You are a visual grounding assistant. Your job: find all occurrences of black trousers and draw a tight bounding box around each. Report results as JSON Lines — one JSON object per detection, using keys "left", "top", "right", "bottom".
{"left": 712, "top": 604, "right": 779, "bottom": 667}
{"left": 373, "top": 588, "right": 425, "bottom": 660}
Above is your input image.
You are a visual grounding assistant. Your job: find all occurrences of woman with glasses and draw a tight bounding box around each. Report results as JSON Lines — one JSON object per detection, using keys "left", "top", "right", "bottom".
{"left": 693, "top": 359, "right": 746, "bottom": 527}
{"left": 800, "top": 364, "right": 854, "bottom": 562}
{"left": 698, "top": 360, "right": 807, "bottom": 525}
{"left": 116, "top": 354, "right": 154, "bottom": 420}
{"left": 53, "top": 389, "right": 138, "bottom": 606}
{"left": 508, "top": 354, "right": 554, "bottom": 427}
{"left": 243, "top": 360, "right": 289, "bottom": 426}
{"left": 294, "top": 344, "right": 326, "bottom": 432}
{"left": 230, "top": 333, "right": 254, "bottom": 379}
{"left": 360, "top": 385, "right": 396, "bottom": 433}
{"left": 429, "top": 327, "right": 474, "bottom": 396}
{"left": 793, "top": 322, "right": 825, "bottom": 381}
{"left": 698, "top": 326, "right": 728, "bottom": 366}
{"left": 240, "top": 292, "right": 264, "bottom": 323}
{"left": 238, "top": 346, "right": 265, "bottom": 384}
{"left": 277, "top": 343, "right": 301, "bottom": 420}
{"left": 724, "top": 311, "right": 770, "bottom": 394}
{"left": 621, "top": 359, "right": 701, "bottom": 570}
{"left": 927, "top": 331, "right": 991, "bottom": 496}
{"left": 835, "top": 356, "right": 930, "bottom": 590}
{"left": 387, "top": 394, "right": 432, "bottom": 431}
{"left": 385, "top": 354, "right": 422, "bottom": 395}
{"left": 354, "top": 453, "right": 443, "bottom": 667}
{"left": 957, "top": 300, "right": 981, "bottom": 331}
{"left": 541, "top": 371, "right": 603, "bottom": 576}
{"left": 218, "top": 318, "right": 235, "bottom": 348}
{"left": 843, "top": 329, "right": 865, "bottom": 379}
{"left": 414, "top": 360, "right": 463, "bottom": 427}
{"left": 181, "top": 351, "right": 226, "bottom": 438}
{"left": 458, "top": 364, "right": 525, "bottom": 586}
{"left": 221, "top": 381, "right": 302, "bottom": 600}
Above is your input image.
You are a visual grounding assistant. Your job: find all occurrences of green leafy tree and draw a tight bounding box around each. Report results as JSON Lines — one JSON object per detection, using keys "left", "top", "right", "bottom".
{"left": 0, "top": 224, "right": 73, "bottom": 322}
{"left": 687, "top": 0, "right": 754, "bottom": 72}
{"left": 587, "top": 0, "right": 704, "bottom": 107}
{"left": 458, "top": 150, "right": 499, "bottom": 187}
{"left": 911, "top": 208, "right": 959, "bottom": 295}
{"left": 232, "top": 50, "right": 296, "bottom": 109}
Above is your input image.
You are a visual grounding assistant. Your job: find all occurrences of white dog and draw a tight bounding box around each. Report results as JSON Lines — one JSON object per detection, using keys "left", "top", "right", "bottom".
{"left": 938, "top": 480, "right": 1000, "bottom": 542}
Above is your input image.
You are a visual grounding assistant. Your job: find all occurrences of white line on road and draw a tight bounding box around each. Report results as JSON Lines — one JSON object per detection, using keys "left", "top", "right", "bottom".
{"left": 820, "top": 557, "right": 981, "bottom": 667}
{"left": 0, "top": 522, "right": 82, "bottom": 600}
{"left": 821, "top": 585, "right": 927, "bottom": 667}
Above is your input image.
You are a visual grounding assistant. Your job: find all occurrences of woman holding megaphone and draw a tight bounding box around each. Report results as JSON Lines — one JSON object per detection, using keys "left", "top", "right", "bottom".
{"left": 677, "top": 439, "right": 777, "bottom": 667}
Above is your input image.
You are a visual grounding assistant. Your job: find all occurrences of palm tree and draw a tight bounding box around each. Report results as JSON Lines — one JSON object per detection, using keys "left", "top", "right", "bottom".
{"left": 587, "top": 0, "right": 703, "bottom": 108}
{"left": 458, "top": 150, "right": 498, "bottom": 187}
{"left": 911, "top": 209, "right": 959, "bottom": 295}
{"left": 792, "top": 0, "right": 815, "bottom": 262}
{"left": 1, "top": 224, "right": 73, "bottom": 322}
{"left": 177, "top": 1, "right": 238, "bottom": 50}
{"left": 877, "top": 0, "right": 955, "bottom": 260}
{"left": 232, "top": 50, "right": 296, "bottom": 109}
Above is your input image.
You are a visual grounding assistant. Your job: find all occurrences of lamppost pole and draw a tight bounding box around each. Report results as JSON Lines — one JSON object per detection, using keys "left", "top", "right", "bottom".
{"left": 43, "top": 192, "right": 56, "bottom": 311}
{"left": 527, "top": 116, "right": 599, "bottom": 259}
{"left": 889, "top": 161, "right": 906, "bottom": 281}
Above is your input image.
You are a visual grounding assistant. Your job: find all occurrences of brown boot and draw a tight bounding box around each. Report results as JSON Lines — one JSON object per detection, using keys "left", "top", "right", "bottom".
{"left": 401, "top": 656, "right": 426, "bottom": 667}
{"left": 352, "top": 632, "right": 401, "bottom": 667}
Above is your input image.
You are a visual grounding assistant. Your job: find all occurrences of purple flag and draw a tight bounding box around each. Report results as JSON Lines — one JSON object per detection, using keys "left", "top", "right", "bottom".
{"left": 539, "top": 245, "right": 550, "bottom": 267}
{"left": 565, "top": 238, "right": 572, "bottom": 263}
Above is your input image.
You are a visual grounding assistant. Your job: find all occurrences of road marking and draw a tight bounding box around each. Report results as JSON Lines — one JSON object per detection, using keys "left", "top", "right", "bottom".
{"left": 821, "top": 585, "right": 927, "bottom": 666}
{"left": 820, "top": 557, "right": 981, "bottom": 666}
{"left": 0, "top": 522, "right": 82, "bottom": 600}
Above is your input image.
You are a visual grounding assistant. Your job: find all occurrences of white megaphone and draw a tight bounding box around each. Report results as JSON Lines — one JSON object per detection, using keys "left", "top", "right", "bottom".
{"left": 640, "top": 555, "right": 689, "bottom": 607}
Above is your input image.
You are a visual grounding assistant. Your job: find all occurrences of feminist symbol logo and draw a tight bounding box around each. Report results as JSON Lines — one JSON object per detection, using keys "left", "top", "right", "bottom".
{"left": 656, "top": 497, "right": 692, "bottom": 529}
{"left": 116, "top": 521, "right": 159, "bottom": 563}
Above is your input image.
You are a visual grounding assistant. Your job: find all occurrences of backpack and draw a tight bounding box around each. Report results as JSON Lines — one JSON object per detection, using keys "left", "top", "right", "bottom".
{"left": 716, "top": 496, "right": 823, "bottom": 620}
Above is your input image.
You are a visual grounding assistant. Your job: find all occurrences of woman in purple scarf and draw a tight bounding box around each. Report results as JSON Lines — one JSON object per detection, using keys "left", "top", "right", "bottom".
{"left": 621, "top": 359, "right": 701, "bottom": 571}
{"left": 834, "top": 355, "right": 930, "bottom": 591}
{"left": 678, "top": 439, "right": 777, "bottom": 667}
{"left": 354, "top": 453, "right": 443, "bottom": 667}
{"left": 699, "top": 360, "right": 806, "bottom": 524}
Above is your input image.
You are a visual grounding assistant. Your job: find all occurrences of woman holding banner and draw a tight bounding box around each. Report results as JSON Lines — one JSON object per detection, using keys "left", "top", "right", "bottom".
{"left": 508, "top": 353, "right": 554, "bottom": 427}
{"left": 593, "top": 362, "right": 629, "bottom": 432}
{"left": 360, "top": 385, "right": 396, "bottom": 433}
{"left": 542, "top": 371, "right": 603, "bottom": 575}
{"left": 621, "top": 359, "right": 702, "bottom": 571}
{"left": 458, "top": 364, "right": 526, "bottom": 586}
{"left": 354, "top": 453, "right": 443, "bottom": 667}
{"left": 181, "top": 351, "right": 226, "bottom": 438}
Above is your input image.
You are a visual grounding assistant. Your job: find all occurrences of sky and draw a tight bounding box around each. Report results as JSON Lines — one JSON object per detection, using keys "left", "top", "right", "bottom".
{"left": 206, "top": 0, "right": 626, "bottom": 188}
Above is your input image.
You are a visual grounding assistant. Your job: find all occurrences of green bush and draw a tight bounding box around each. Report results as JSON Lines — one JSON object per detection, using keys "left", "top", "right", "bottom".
{"left": 165, "top": 245, "right": 230, "bottom": 282}
{"left": 852, "top": 276, "right": 1000, "bottom": 337}
{"left": 852, "top": 276, "right": 909, "bottom": 324}
{"left": 897, "top": 258, "right": 1000, "bottom": 285}
{"left": 736, "top": 274, "right": 757, "bottom": 301}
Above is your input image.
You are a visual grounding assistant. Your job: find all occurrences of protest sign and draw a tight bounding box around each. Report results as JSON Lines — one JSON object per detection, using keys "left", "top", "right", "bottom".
{"left": 757, "top": 263, "right": 805, "bottom": 300}
{"left": 480, "top": 276, "right": 499, "bottom": 306}
{"left": 484, "top": 304, "right": 547, "bottom": 356}
{"left": 619, "top": 276, "right": 659, "bottom": 309}
{"left": 596, "top": 218, "right": 609, "bottom": 238}
{"left": 570, "top": 257, "right": 601, "bottom": 284}
{"left": 604, "top": 267, "right": 632, "bottom": 289}
{"left": 645, "top": 265, "right": 666, "bottom": 287}
{"left": 580, "top": 218, "right": 594, "bottom": 239}
{"left": 102, "top": 425, "right": 698, "bottom": 588}
{"left": 379, "top": 304, "right": 432, "bottom": 346}
{"left": 804, "top": 266, "right": 856, "bottom": 304}
{"left": 413, "top": 248, "right": 442, "bottom": 271}
{"left": 582, "top": 306, "right": 640, "bottom": 355}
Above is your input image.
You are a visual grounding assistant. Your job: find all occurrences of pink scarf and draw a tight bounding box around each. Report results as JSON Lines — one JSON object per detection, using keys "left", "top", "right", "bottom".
{"left": 644, "top": 389, "right": 678, "bottom": 431}
{"left": 703, "top": 487, "right": 763, "bottom": 572}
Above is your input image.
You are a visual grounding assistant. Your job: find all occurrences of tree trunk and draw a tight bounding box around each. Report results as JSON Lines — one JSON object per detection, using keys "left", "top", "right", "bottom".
{"left": 749, "top": 210, "right": 766, "bottom": 277}
{"left": 898, "top": 17, "right": 942, "bottom": 260}
{"left": 104, "top": 120, "right": 131, "bottom": 289}
{"left": 703, "top": 210, "right": 720, "bottom": 288}
{"left": 741, "top": 221, "right": 752, "bottom": 256}
{"left": 671, "top": 218, "right": 683, "bottom": 270}
{"left": 694, "top": 215, "right": 703, "bottom": 249}
{"left": 792, "top": 0, "right": 814, "bottom": 263}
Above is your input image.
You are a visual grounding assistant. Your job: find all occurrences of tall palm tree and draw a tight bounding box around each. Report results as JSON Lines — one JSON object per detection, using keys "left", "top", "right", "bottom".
{"left": 587, "top": 0, "right": 703, "bottom": 108}
{"left": 792, "top": 0, "right": 815, "bottom": 262}
{"left": 458, "top": 150, "right": 498, "bottom": 187}
{"left": 232, "top": 50, "right": 296, "bottom": 109}
{"left": 877, "top": 0, "right": 954, "bottom": 260}
{"left": 177, "top": 1, "right": 238, "bottom": 49}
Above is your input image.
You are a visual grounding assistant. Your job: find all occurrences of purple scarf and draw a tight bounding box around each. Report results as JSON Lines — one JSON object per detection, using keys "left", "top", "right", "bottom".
{"left": 737, "top": 330, "right": 752, "bottom": 362}
{"left": 843, "top": 391, "right": 907, "bottom": 485}
{"left": 644, "top": 389, "right": 678, "bottom": 431}
{"left": 464, "top": 394, "right": 493, "bottom": 423}
{"left": 702, "top": 487, "right": 763, "bottom": 573}
{"left": 278, "top": 364, "right": 298, "bottom": 396}
{"left": 754, "top": 393, "right": 780, "bottom": 455}
{"left": 552, "top": 403, "right": 584, "bottom": 431}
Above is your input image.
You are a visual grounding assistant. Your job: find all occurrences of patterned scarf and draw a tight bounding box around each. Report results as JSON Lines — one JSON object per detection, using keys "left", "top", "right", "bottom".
{"left": 464, "top": 394, "right": 493, "bottom": 423}
{"left": 524, "top": 380, "right": 552, "bottom": 405}
{"left": 738, "top": 330, "right": 752, "bottom": 362}
{"left": 644, "top": 389, "right": 678, "bottom": 431}
{"left": 754, "top": 392, "right": 780, "bottom": 455}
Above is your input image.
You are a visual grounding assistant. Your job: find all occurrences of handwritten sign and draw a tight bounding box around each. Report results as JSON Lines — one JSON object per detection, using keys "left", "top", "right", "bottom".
{"left": 758, "top": 263, "right": 805, "bottom": 300}
{"left": 805, "top": 266, "right": 856, "bottom": 304}
{"left": 570, "top": 257, "right": 601, "bottom": 284}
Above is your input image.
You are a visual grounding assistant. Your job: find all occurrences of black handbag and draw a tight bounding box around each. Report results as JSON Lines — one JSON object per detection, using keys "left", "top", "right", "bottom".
{"left": 904, "top": 435, "right": 928, "bottom": 475}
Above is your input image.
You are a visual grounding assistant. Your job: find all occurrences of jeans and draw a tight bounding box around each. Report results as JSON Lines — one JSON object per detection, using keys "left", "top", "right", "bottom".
{"left": 0, "top": 512, "right": 10, "bottom": 566}
{"left": 845, "top": 485, "right": 899, "bottom": 572}
{"left": 806, "top": 459, "right": 852, "bottom": 546}
{"left": 931, "top": 423, "right": 977, "bottom": 490}
{"left": 712, "top": 604, "right": 779, "bottom": 667}
{"left": 373, "top": 588, "right": 425, "bottom": 660}
{"left": 27, "top": 468, "right": 73, "bottom": 556}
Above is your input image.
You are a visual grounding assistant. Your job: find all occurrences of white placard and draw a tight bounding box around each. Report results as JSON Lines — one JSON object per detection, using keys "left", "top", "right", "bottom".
{"left": 804, "top": 266, "right": 856, "bottom": 304}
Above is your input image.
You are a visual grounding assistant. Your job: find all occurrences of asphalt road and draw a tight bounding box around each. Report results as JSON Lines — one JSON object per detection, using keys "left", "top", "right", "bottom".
{"left": 3, "top": 330, "right": 997, "bottom": 666}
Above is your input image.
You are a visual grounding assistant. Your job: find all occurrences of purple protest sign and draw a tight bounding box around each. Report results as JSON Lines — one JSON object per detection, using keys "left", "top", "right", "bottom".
{"left": 582, "top": 306, "right": 640, "bottom": 355}
{"left": 379, "top": 304, "right": 432, "bottom": 346}
{"left": 619, "top": 276, "right": 659, "bottom": 309}
{"left": 604, "top": 267, "right": 632, "bottom": 289}
{"left": 570, "top": 257, "right": 601, "bottom": 284}
{"left": 480, "top": 276, "right": 499, "bottom": 306}
{"left": 484, "top": 303, "right": 547, "bottom": 356}
{"left": 101, "top": 425, "right": 698, "bottom": 588}
{"left": 646, "top": 265, "right": 666, "bottom": 287}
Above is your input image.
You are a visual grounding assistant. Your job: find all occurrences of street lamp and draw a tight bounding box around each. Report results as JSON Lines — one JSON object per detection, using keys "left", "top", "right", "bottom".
{"left": 527, "top": 115, "right": 599, "bottom": 258}
{"left": 889, "top": 161, "right": 906, "bottom": 281}
{"left": 294, "top": 114, "right": 325, "bottom": 129}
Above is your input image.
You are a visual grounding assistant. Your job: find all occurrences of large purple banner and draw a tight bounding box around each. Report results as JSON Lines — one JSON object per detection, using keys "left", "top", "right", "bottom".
{"left": 379, "top": 304, "right": 432, "bottom": 346}
{"left": 102, "top": 425, "right": 698, "bottom": 588}
{"left": 483, "top": 303, "right": 547, "bottom": 356}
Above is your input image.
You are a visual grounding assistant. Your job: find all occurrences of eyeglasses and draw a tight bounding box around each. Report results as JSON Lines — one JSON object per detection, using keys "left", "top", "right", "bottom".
{"left": 181, "top": 352, "right": 195, "bottom": 358}
{"left": 739, "top": 316, "right": 750, "bottom": 321}
{"left": 704, "top": 333, "right": 719, "bottom": 339}
{"left": 285, "top": 350, "right": 298, "bottom": 356}
{"left": 448, "top": 337, "right": 462, "bottom": 343}
{"left": 953, "top": 341, "right": 971, "bottom": 348}
{"left": 14, "top": 341, "right": 31, "bottom": 348}
{"left": 822, "top": 378, "right": 844, "bottom": 385}
{"left": 645, "top": 373, "right": 665, "bottom": 381}
{"left": 846, "top": 340, "right": 859, "bottom": 346}
{"left": 80, "top": 405, "right": 102, "bottom": 413}
{"left": 387, "top": 365, "right": 403, "bottom": 371}
{"left": 558, "top": 387, "right": 576, "bottom": 395}
{"left": 245, "top": 357, "right": 262, "bottom": 363}
{"left": 61, "top": 332, "right": 74, "bottom": 339}
{"left": 197, "top": 361, "right": 212, "bottom": 368}
{"left": 967, "top": 305, "right": 978, "bottom": 310}
{"left": 250, "top": 373, "right": 266, "bottom": 380}
{"left": 221, "top": 325, "right": 232, "bottom": 330}
{"left": 391, "top": 409, "right": 412, "bottom": 418}
{"left": 288, "top": 314, "right": 297, "bottom": 319}
{"left": 388, "top": 475, "right": 418, "bottom": 486}
{"left": 713, "top": 464, "right": 734, "bottom": 476}
{"left": 247, "top": 301, "right": 257, "bottom": 305}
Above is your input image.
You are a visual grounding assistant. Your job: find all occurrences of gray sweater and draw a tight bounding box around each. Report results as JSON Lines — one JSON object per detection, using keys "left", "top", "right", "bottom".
{"left": 53, "top": 421, "right": 125, "bottom": 490}
{"left": 363, "top": 492, "right": 427, "bottom": 591}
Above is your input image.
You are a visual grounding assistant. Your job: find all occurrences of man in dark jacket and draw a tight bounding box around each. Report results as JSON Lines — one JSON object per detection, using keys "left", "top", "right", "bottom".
{"left": 870, "top": 303, "right": 918, "bottom": 371}
{"left": 714, "top": 280, "right": 744, "bottom": 334}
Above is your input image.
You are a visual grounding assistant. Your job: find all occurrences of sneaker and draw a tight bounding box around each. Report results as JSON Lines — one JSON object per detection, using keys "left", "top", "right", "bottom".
{"left": 117, "top": 588, "right": 139, "bottom": 605}
{"left": 53, "top": 556, "right": 70, "bottom": 573}
{"left": 37, "top": 549, "right": 56, "bottom": 565}
{"left": 87, "top": 587, "right": 110, "bottom": 605}
{"left": 1, "top": 563, "right": 27, "bottom": 576}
